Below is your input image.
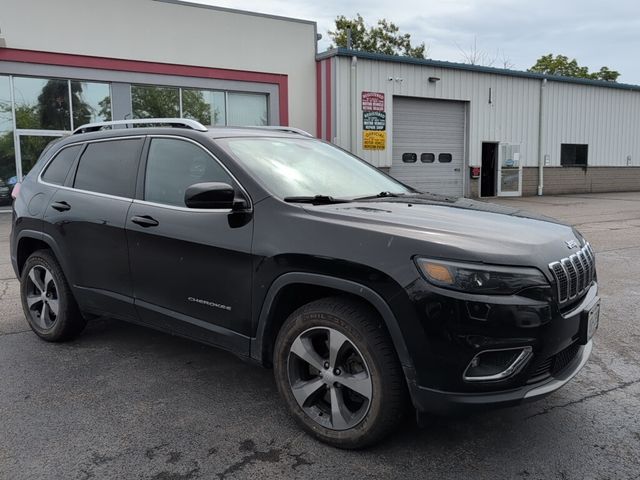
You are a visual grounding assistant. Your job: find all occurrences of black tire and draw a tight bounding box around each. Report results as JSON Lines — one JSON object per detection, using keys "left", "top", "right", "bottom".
{"left": 273, "top": 296, "right": 407, "bottom": 449}
{"left": 20, "top": 249, "right": 87, "bottom": 342}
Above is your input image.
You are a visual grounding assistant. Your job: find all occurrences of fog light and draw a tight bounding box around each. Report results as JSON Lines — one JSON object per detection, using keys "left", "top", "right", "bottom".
{"left": 463, "top": 347, "right": 532, "bottom": 382}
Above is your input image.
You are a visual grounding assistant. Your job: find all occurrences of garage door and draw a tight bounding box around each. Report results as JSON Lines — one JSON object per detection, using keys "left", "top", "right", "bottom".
{"left": 390, "top": 97, "right": 465, "bottom": 197}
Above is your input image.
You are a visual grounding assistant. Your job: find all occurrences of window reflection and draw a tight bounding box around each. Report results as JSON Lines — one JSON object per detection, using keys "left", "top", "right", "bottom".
{"left": 182, "top": 89, "right": 226, "bottom": 126}
{"left": 132, "top": 85, "right": 179, "bottom": 119}
{"left": 227, "top": 92, "right": 267, "bottom": 126}
{"left": 0, "top": 76, "right": 16, "bottom": 202}
{"left": 70, "top": 81, "right": 111, "bottom": 126}
{"left": 13, "top": 77, "right": 70, "bottom": 130}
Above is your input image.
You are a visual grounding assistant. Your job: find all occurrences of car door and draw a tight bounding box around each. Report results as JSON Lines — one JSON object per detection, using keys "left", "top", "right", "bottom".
{"left": 126, "top": 135, "right": 253, "bottom": 352}
{"left": 42, "top": 136, "right": 144, "bottom": 321}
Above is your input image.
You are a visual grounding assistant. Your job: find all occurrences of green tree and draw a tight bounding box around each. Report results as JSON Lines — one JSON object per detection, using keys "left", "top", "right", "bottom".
{"left": 529, "top": 54, "right": 620, "bottom": 82}
{"left": 328, "top": 14, "right": 427, "bottom": 59}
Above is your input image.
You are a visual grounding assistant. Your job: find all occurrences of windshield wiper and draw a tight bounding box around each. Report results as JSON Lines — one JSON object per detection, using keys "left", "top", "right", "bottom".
{"left": 353, "top": 191, "right": 407, "bottom": 201}
{"left": 283, "top": 195, "right": 351, "bottom": 205}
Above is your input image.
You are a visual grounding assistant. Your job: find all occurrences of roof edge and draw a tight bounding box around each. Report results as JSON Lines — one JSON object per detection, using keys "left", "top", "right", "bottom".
{"left": 318, "top": 48, "right": 640, "bottom": 91}
{"left": 153, "top": 0, "right": 317, "bottom": 26}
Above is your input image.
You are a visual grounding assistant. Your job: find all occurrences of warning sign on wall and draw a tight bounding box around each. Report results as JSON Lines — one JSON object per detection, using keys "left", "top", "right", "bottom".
{"left": 363, "top": 131, "right": 386, "bottom": 150}
{"left": 363, "top": 111, "right": 386, "bottom": 131}
{"left": 362, "top": 92, "right": 385, "bottom": 111}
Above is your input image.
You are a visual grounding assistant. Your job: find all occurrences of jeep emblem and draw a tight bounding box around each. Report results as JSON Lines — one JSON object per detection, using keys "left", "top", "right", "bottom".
{"left": 565, "top": 240, "right": 579, "bottom": 249}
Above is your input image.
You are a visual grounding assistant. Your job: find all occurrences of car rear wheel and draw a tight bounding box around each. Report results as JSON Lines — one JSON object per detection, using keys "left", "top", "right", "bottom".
{"left": 20, "top": 250, "right": 86, "bottom": 342}
{"left": 273, "top": 297, "right": 407, "bottom": 449}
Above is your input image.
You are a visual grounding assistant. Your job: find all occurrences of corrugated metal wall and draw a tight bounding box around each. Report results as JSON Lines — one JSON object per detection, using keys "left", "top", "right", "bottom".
{"left": 542, "top": 82, "right": 640, "bottom": 166}
{"left": 329, "top": 55, "right": 640, "bottom": 173}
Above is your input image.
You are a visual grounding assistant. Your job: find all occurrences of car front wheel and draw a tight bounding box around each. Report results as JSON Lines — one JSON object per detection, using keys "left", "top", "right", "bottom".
{"left": 273, "top": 297, "right": 407, "bottom": 449}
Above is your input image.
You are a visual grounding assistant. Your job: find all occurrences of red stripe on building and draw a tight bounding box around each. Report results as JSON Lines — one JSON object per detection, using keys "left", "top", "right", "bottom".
{"left": 325, "top": 59, "right": 332, "bottom": 141}
{"left": 0, "top": 48, "right": 289, "bottom": 126}
{"left": 316, "top": 61, "right": 322, "bottom": 138}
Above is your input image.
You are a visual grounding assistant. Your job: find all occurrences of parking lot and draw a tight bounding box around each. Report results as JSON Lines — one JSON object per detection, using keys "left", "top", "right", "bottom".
{"left": 1, "top": 192, "right": 639, "bottom": 480}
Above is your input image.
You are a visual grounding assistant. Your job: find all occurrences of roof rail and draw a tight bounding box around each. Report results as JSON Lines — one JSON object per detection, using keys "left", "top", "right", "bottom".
{"left": 73, "top": 118, "right": 208, "bottom": 135}
{"left": 247, "top": 126, "right": 314, "bottom": 137}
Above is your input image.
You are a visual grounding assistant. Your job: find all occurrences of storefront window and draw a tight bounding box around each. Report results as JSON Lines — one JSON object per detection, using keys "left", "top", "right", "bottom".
{"left": 70, "top": 81, "right": 111, "bottom": 127}
{"left": 227, "top": 92, "right": 268, "bottom": 126}
{"left": 0, "top": 76, "right": 16, "bottom": 204}
{"left": 182, "top": 89, "right": 226, "bottom": 126}
{"left": 132, "top": 85, "right": 179, "bottom": 119}
{"left": 13, "top": 77, "right": 71, "bottom": 130}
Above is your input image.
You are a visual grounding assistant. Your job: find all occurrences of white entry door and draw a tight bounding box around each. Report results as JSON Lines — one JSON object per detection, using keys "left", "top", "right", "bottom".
{"left": 497, "top": 143, "right": 522, "bottom": 197}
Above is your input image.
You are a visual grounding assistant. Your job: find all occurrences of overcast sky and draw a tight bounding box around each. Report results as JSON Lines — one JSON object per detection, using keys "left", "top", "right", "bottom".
{"left": 190, "top": 0, "right": 640, "bottom": 84}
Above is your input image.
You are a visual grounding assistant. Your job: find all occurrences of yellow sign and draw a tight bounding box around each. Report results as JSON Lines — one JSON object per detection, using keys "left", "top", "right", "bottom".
{"left": 363, "top": 131, "right": 386, "bottom": 150}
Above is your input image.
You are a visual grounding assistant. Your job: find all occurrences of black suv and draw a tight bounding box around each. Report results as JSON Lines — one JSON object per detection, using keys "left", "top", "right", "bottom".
{"left": 10, "top": 119, "right": 600, "bottom": 448}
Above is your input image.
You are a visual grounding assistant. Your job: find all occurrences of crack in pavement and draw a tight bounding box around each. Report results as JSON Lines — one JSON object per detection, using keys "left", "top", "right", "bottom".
{"left": 0, "top": 329, "right": 30, "bottom": 337}
{"left": 527, "top": 378, "right": 640, "bottom": 419}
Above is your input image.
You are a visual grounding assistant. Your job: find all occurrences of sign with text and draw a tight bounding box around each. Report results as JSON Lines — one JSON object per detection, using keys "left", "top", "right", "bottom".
{"left": 362, "top": 91, "right": 385, "bottom": 111}
{"left": 363, "top": 131, "right": 386, "bottom": 150}
{"left": 363, "top": 111, "right": 386, "bottom": 131}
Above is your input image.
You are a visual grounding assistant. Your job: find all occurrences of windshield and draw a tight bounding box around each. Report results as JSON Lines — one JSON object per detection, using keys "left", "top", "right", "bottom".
{"left": 218, "top": 137, "right": 413, "bottom": 199}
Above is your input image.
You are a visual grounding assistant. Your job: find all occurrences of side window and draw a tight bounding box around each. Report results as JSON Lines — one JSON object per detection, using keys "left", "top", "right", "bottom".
{"left": 438, "top": 153, "right": 452, "bottom": 163}
{"left": 420, "top": 153, "right": 435, "bottom": 163}
{"left": 144, "top": 138, "right": 233, "bottom": 207}
{"left": 74, "top": 138, "right": 143, "bottom": 197}
{"left": 41, "top": 145, "right": 82, "bottom": 185}
{"left": 561, "top": 144, "right": 588, "bottom": 166}
{"left": 402, "top": 153, "right": 417, "bottom": 163}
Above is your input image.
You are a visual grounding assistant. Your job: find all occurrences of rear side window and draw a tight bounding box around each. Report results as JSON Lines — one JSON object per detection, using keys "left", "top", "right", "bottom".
{"left": 144, "top": 138, "right": 233, "bottom": 207}
{"left": 73, "top": 138, "right": 143, "bottom": 198}
{"left": 41, "top": 145, "right": 82, "bottom": 185}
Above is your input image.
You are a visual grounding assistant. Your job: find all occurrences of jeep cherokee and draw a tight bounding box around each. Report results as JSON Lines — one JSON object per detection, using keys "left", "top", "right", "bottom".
{"left": 9, "top": 119, "right": 600, "bottom": 448}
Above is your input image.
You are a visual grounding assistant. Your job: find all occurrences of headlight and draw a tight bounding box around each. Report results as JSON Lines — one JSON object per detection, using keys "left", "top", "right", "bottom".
{"left": 415, "top": 258, "right": 548, "bottom": 295}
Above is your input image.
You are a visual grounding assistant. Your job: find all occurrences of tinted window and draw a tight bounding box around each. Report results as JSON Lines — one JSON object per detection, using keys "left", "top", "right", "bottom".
{"left": 561, "top": 144, "right": 588, "bottom": 166}
{"left": 402, "top": 153, "right": 417, "bottom": 163}
{"left": 145, "top": 138, "right": 233, "bottom": 207}
{"left": 41, "top": 145, "right": 82, "bottom": 185}
{"left": 74, "top": 138, "right": 143, "bottom": 197}
{"left": 421, "top": 153, "right": 435, "bottom": 163}
{"left": 439, "top": 153, "right": 452, "bottom": 163}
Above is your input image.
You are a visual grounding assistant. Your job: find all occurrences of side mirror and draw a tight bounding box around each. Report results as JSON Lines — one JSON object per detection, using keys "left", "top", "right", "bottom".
{"left": 184, "top": 182, "right": 235, "bottom": 209}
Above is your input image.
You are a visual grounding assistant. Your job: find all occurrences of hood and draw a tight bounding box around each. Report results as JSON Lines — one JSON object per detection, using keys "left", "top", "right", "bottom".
{"left": 303, "top": 195, "right": 583, "bottom": 271}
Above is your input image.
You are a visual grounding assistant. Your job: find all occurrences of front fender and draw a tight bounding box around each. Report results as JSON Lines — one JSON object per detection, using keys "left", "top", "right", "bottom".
{"left": 250, "top": 272, "right": 416, "bottom": 381}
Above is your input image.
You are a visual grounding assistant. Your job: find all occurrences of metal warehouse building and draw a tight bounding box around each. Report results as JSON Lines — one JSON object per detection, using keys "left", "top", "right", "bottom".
{"left": 317, "top": 49, "right": 640, "bottom": 198}
{"left": 1, "top": 0, "right": 640, "bottom": 202}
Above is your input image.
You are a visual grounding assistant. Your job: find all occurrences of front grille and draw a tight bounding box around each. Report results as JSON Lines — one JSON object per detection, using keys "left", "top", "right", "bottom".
{"left": 549, "top": 243, "right": 596, "bottom": 305}
{"left": 527, "top": 342, "right": 582, "bottom": 383}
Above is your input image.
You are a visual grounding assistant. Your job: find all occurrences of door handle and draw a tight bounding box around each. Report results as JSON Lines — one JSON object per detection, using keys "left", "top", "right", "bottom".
{"left": 51, "top": 201, "right": 71, "bottom": 212}
{"left": 131, "top": 215, "right": 159, "bottom": 228}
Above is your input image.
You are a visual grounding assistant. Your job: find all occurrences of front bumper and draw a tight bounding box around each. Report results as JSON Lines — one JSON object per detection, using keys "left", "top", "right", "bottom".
{"left": 410, "top": 339, "right": 592, "bottom": 414}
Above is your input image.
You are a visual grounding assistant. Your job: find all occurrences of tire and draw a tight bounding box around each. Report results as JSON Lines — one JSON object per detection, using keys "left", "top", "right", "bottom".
{"left": 20, "top": 249, "right": 87, "bottom": 342}
{"left": 273, "top": 296, "right": 407, "bottom": 449}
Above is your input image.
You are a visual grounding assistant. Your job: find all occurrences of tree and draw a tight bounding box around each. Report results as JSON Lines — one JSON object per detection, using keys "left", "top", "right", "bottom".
{"left": 456, "top": 37, "right": 514, "bottom": 69}
{"left": 529, "top": 54, "right": 620, "bottom": 82}
{"left": 328, "top": 14, "right": 427, "bottom": 59}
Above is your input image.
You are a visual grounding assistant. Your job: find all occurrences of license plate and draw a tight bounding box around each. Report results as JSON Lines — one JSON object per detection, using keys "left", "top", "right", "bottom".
{"left": 586, "top": 300, "right": 600, "bottom": 341}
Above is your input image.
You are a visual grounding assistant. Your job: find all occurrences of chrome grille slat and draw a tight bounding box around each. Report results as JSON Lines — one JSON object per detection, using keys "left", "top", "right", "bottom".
{"left": 548, "top": 243, "right": 596, "bottom": 304}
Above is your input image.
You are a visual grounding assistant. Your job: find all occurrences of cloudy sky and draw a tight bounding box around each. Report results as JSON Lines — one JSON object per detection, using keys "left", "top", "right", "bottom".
{"left": 190, "top": 0, "right": 640, "bottom": 84}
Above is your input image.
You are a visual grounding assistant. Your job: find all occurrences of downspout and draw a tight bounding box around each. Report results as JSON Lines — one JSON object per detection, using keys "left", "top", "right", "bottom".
{"left": 350, "top": 55, "right": 358, "bottom": 152}
{"left": 537, "top": 78, "right": 547, "bottom": 196}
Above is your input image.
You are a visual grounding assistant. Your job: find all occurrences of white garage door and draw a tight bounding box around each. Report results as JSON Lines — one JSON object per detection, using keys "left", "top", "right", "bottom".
{"left": 390, "top": 97, "right": 465, "bottom": 196}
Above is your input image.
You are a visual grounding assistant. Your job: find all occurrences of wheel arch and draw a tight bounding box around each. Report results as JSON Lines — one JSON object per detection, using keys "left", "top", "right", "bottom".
{"left": 16, "top": 230, "right": 70, "bottom": 279}
{"left": 250, "top": 272, "right": 415, "bottom": 376}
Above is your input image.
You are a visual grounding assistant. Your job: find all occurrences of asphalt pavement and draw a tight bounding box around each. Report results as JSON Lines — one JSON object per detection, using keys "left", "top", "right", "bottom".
{"left": 1, "top": 192, "right": 639, "bottom": 479}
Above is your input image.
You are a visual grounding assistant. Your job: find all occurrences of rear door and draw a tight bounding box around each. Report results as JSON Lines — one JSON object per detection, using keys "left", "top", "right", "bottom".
{"left": 43, "top": 136, "right": 144, "bottom": 320}
{"left": 126, "top": 136, "right": 253, "bottom": 351}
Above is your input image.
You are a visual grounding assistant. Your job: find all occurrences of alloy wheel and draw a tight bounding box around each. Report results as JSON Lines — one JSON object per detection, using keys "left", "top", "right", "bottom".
{"left": 25, "top": 265, "right": 60, "bottom": 330}
{"left": 287, "top": 326, "right": 373, "bottom": 431}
